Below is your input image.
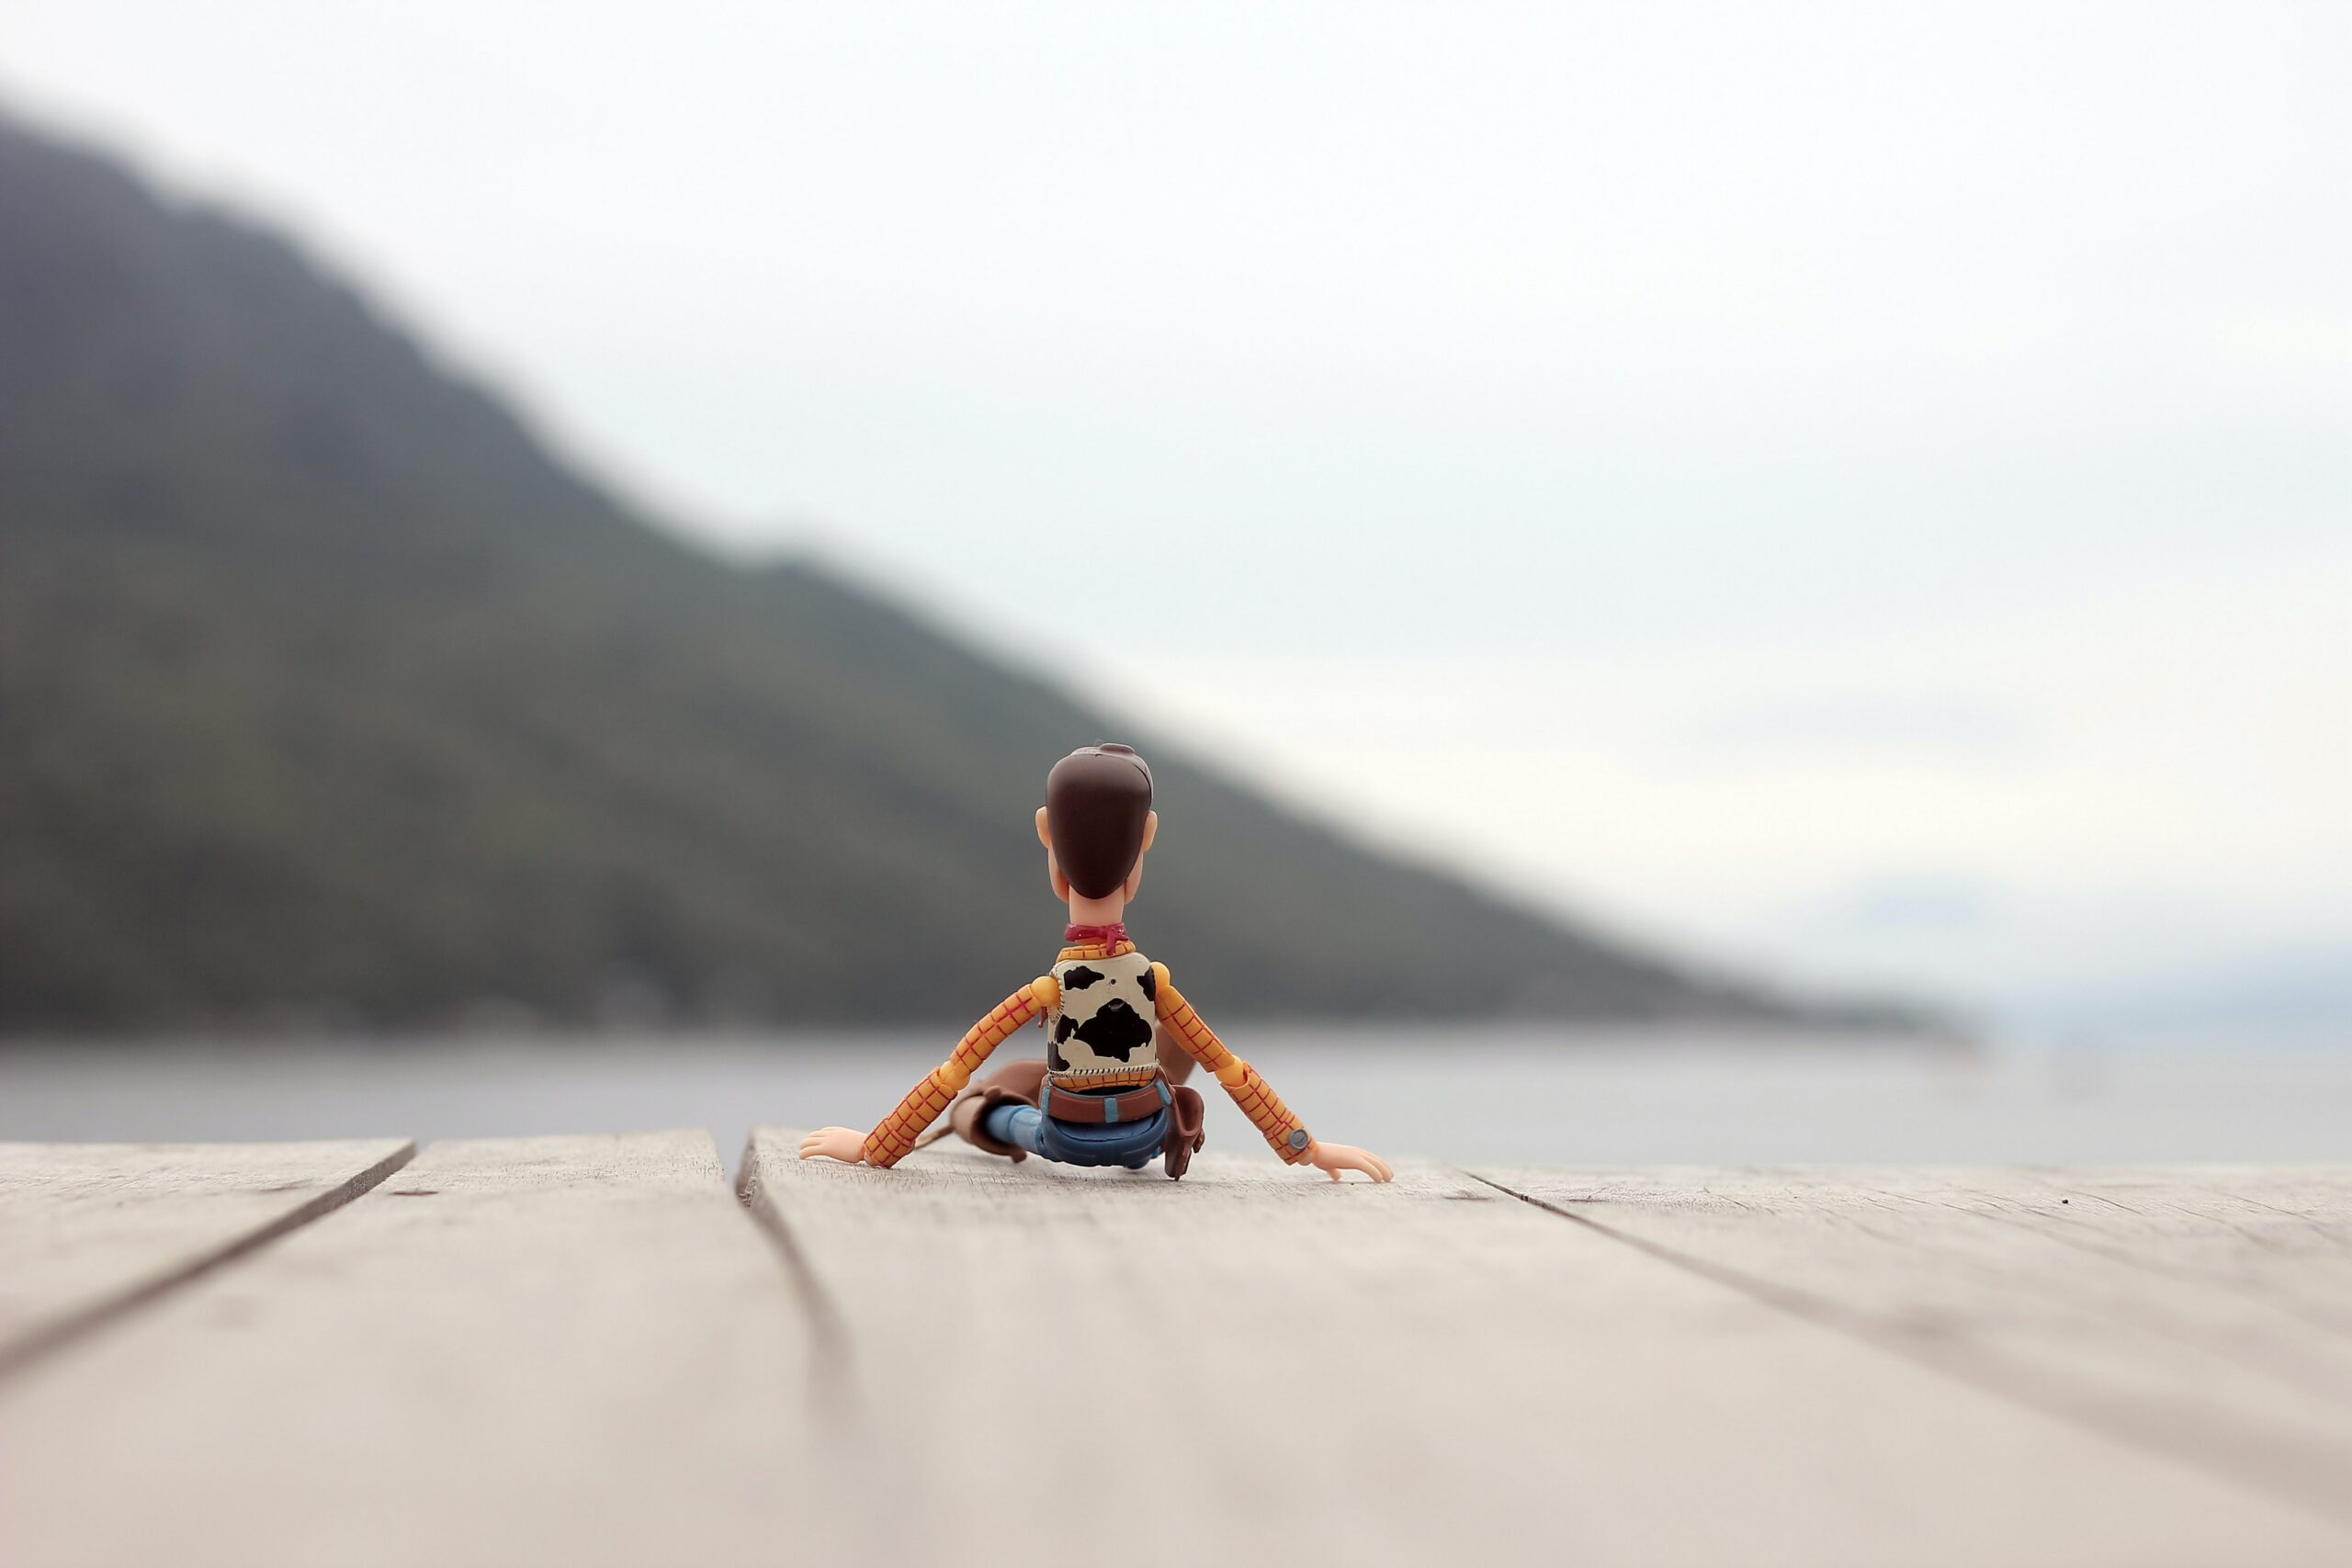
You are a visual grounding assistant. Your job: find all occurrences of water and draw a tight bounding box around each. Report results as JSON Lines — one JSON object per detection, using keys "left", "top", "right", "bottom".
{"left": 6, "top": 1026, "right": 2349, "bottom": 1174}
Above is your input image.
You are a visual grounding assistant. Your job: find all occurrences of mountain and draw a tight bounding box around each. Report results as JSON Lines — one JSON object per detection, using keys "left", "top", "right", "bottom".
{"left": 0, "top": 116, "right": 1854, "bottom": 1033}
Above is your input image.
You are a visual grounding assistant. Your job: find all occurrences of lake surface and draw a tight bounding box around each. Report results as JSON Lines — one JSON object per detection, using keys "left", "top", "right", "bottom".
{"left": 6, "top": 1026, "right": 2349, "bottom": 1173}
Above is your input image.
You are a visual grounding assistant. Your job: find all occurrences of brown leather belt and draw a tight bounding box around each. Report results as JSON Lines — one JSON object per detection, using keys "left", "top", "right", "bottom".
{"left": 1040, "top": 1075, "right": 1170, "bottom": 1125}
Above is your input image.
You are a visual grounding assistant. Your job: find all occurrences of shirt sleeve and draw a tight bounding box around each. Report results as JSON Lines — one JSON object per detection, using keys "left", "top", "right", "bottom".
{"left": 1151, "top": 964, "right": 1315, "bottom": 1164}
{"left": 862, "top": 977, "right": 1056, "bottom": 1167}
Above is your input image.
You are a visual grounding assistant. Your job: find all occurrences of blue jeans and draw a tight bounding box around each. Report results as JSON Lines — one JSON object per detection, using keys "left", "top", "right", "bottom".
{"left": 984, "top": 1101, "right": 1169, "bottom": 1170}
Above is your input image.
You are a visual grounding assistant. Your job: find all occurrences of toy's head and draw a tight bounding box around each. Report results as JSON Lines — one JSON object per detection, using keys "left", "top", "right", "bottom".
{"left": 1037, "top": 743, "right": 1158, "bottom": 906}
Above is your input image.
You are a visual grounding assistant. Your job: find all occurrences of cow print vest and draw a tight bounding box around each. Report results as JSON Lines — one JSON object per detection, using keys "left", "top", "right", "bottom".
{"left": 1046, "top": 947, "right": 1160, "bottom": 1086}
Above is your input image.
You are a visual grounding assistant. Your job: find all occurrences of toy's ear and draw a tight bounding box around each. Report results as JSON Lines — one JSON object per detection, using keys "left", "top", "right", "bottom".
{"left": 1140, "top": 810, "right": 1158, "bottom": 853}
{"left": 1122, "top": 810, "right": 1159, "bottom": 901}
{"left": 1038, "top": 806, "right": 1068, "bottom": 897}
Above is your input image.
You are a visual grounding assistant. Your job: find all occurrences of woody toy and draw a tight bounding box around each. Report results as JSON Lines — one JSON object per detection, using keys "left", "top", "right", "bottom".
{"left": 798, "top": 743, "right": 1394, "bottom": 1182}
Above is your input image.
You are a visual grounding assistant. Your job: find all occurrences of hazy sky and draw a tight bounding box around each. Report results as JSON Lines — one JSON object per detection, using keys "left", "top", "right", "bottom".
{"left": 6, "top": 2, "right": 2347, "bottom": 1035}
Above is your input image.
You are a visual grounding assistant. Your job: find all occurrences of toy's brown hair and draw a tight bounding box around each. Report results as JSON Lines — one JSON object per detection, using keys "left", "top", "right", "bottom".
{"left": 1046, "top": 744, "right": 1155, "bottom": 899}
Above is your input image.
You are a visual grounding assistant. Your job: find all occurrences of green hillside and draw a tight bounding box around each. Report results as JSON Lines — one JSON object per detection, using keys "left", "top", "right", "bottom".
{"left": 0, "top": 117, "right": 1838, "bottom": 1032}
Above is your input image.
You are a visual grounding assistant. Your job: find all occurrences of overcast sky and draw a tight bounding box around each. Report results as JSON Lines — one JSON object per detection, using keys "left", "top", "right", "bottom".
{"left": 6, "top": 2, "right": 2347, "bottom": 1037}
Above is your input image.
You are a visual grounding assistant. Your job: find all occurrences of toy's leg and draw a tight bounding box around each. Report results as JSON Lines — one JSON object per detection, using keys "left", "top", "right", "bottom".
{"left": 981, "top": 1102, "right": 1050, "bottom": 1157}
{"left": 947, "top": 1059, "right": 1049, "bottom": 1160}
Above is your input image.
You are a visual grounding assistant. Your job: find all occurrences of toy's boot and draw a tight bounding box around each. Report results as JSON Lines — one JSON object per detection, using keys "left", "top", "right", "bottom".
{"left": 947, "top": 1059, "right": 1049, "bottom": 1161}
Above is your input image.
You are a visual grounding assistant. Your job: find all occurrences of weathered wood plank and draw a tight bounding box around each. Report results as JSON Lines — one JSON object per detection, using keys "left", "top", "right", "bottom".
{"left": 743, "top": 1133, "right": 2352, "bottom": 1567}
{"left": 0, "top": 1138, "right": 413, "bottom": 1377}
{"left": 0, "top": 1132, "right": 831, "bottom": 1568}
{"left": 1467, "top": 1164, "right": 2352, "bottom": 1527}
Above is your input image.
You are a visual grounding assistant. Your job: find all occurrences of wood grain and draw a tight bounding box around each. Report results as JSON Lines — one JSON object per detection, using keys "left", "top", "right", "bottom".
{"left": 744, "top": 1133, "right": 2352, "bottom": 1567}
{"left": 0, "top": 1132, "right": 830, "bottom": 1568}
{"left": 1467, "top": 1164, "right": 2352, "bottom": 1526}
{"left": 0, "top": 1138, "right": 413, "bottom": 1377}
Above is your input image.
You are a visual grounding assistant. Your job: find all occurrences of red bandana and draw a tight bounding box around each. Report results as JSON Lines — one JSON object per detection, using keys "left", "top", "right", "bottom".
{"left": 1063, "top": 921, "right": 1128, "bottom": 948}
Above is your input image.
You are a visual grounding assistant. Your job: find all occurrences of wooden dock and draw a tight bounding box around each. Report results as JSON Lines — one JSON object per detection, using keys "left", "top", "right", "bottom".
{"left": 2, "top": 1134, "right": 2348, "bottom": 1566}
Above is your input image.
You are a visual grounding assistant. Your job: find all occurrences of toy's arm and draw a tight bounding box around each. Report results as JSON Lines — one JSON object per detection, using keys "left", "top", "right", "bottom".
{"left": 855, "top": 978, "right": 1058, "bottom": 1168}
{"left": 1152, "top": 965, "right": 1316, "bottom": 1164}
{"left": 1153, "top": 966, "right": 1391, "bottom": 1181}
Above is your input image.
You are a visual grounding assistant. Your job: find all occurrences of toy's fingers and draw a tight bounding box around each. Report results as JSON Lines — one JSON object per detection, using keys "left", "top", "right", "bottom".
{"left": 799, "top": 1127, "right": 857, "bottom": 1161}
{"left": 1312, "top": 1143, "right": 1392, "bottom": 1182}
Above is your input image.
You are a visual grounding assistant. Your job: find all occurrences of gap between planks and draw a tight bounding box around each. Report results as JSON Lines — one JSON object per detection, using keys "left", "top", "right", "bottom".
{"left": 0, "top": 1139, "right": 416, "bottom": 1384}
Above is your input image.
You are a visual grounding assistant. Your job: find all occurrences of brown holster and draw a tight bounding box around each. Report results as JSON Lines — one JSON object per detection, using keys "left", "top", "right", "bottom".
{"left": 948, "top": 1059, "right": 1207, "bottom": 1179}
{"left": 1159, "top": 1081, "right": 1206, "bottom": 1179}
{"left": 1156, "top": 1020, "right": 1205, "bottom": 1178}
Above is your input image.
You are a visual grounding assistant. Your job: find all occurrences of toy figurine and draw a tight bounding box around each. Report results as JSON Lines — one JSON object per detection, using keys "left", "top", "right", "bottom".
{"left": 798, "top": 744, "right": 1394, "bottom": 1182}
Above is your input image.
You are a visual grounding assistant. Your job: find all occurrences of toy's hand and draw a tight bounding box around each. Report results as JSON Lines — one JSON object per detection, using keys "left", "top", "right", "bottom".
{"left": 1307, "top": 1142, "right": 1394, "bottom": 1183}
{"left": 797, "top": 1127, "right": 868, "bottom": 1164}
